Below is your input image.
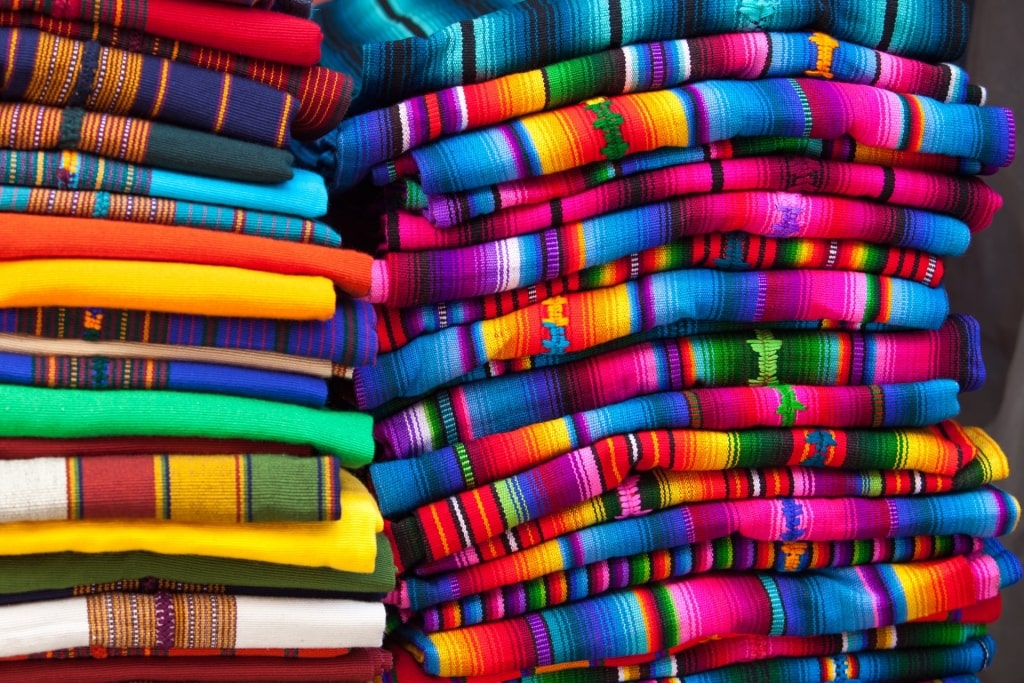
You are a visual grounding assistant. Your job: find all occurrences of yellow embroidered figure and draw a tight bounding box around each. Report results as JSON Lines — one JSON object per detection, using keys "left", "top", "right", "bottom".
{"left": 806, "top": 33, "right": 840, "bottom": 80}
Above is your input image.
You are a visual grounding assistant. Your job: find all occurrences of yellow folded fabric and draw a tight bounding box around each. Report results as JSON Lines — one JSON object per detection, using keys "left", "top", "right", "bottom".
{"left": 0, "top": 260, "right": 336, "bottom": 320}
{"left": 0, "top": 471, "right": 383, "bottom": 573}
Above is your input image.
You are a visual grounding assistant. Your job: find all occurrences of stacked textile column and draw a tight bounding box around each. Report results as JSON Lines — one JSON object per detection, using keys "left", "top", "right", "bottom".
{"left": 0, "top": 0, "right": 394, "bottom": 680}
{"left": 296, "top": 1, "right": 1022, "bottom": 681}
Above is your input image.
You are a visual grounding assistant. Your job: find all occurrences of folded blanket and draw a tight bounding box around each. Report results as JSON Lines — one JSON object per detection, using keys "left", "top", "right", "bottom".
{"left": 0, "top": 648, "right": 393, "bottom": 682}
{"left": 400, "top": 540, "right": 1019, "bottom": 676}
{"left": 0, "top": 28, "right": 298, "bottom": 146}
{"left": 0, "top": 384, "right": 373, "bottom": 466}
{"left": 357, "top": 313, "right": 979, "bottom": 410}
{"left": 0, "top": 534, "right": 395, "bottom": 597}
{"left": 0, "top": 436, "right": 314, "bottom": 459}
{"left": 0, "top": 217, "right": 374, "bottom": 297}
{"left": 0, "top": 102, "right": 294, "bottom": 182}
{"left": 419, "top": 536, "right": 985, "bottom": 631}
{"left": 0, "top": 11, "right": 344, "bottom": 136}
{"left": 385, "top": 157, "right": 998, "bottom": 250}
{"left": 328, "top": 31, "right": 984, "bottom": 189}
{"left": 315, "top": 0, "right": 974, "bottom": 113}
{"left": 402, "top": 79, "right": 1014, "bottom": 195}
{"left": 0, "top": 0, "right": 323, "bottom": 66}
{"left": 376, "top": 242, "right": 944, "bottom": 353}
{"left": 0, "top": 334, "right": 335, "bottom": 377}
{"left": 405, "top": 136, "right": 991, "bottom": 226}
{"left": 0, "top": 453, "right": 348, "bottom": 522}
{"left": 0, "top": 351, "right": 327, "bottom": 406}
{"left": 0, "top": 302, "right": 378, "bottom": 367}
{"left": 0, "top": 151, "right": 329, "bottom": 221}
{"left": 2, "top": 651, "right": 391, "bottom": 681}
{"left": 0, "top": 469, "right": 382, "bottom": 571}
{"left": 0, "top": 592, "right": 384, "bottom": 657}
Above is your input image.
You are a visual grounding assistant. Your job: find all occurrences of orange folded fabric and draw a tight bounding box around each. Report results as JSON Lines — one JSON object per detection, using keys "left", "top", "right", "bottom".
{"left": 0, "top": 215, "right": 372, "bottom": 297}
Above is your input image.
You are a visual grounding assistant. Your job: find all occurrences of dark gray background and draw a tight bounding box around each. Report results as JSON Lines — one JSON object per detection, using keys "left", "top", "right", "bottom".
{"left": 946, "top": 1, "right": 1023, "bottom": 681}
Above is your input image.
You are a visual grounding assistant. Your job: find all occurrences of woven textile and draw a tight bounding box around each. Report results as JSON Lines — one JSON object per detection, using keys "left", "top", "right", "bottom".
{"left": 0, "top": 351, "right": 328, "bottom": 406}
{"left": 371, "top": 196, "right": 970, "bottom": 309}
{"left": 314, "top": 0, "right": 974, "bottom": 113}
{"left": 0, "top": 535, "right": 395, "bottom": 597}
{"left": 0, "top": 453, "right": 345, "bottom": 522}
{"left": 0, "top": 216, "right": 374, "bottom": 297}
{"left": 401, "top": 79, "right": 1015, "bottom": 195}
{"left": 402, "top": 136, "right": 993, "bottom": 226}
{"left": 0, "top": 384, "right": 374, "bottom": 466}
{"left": 0, "top": 260, "right": 336, "bottom": 320}
{"left": 0, "top": 469, "right": 383, "bottom": 572}
{"left": 0, "top": 0, "right": 323, "bottom": 66}
{"left": 384, "top": 156, "right": 999, "bottom": 250}
{"left": 0, "top": 186, "right": 336, "bottom": 241}
{"left": 374, "top": 420, "right": 993, "bottom": 515}
{"left": 375, "top": 241, "right": 944, "bottom": 354}
{"left": 0, "top": 593, "right": 384, "bottom": 657}
{"left": 0, "top": 303, "right": 378, "bottom": 368}
{"left": 0, "top": 151, "right": 330, "bottom": 222}
{"left": 0, "top": 436, "right": 314, "bottom": 459}
{"left": 0, "top": 102, "right": 294, "bottom": 182}
{"left": 216, "top": 0, "right": 312, "bottom": 16}
{"left": 400, "top": 540, "right": 1019, "bottom": 676}
{"left": 328, "top": 31, "right": 984, "bottom": 190}
{"left": 0, "top": 11, "right": 347, "bottom": 137}
{"left": 0, "top": 28, "right": 299, "bottom": 146}
{"left": 418, "top": 536, "right": 985, "bottom": 631}
{"left": 0, "top": 649, "right": 393, "bottom": 682}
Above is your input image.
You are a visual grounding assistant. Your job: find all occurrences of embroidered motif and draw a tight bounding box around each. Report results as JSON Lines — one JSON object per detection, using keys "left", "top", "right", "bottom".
{"left": 803, "top": 430, "right": 838, "bottom": 467}
{"left": 615, "top": 474, "right": 645, "bottom": 519}
{"left": 738, "top": 0, "right": 778, "bottom": 24}
{"left": 90, "top": 356, "right": 111, "bottom": 387}
{"left": 771, "top": 198, "right": 804, "bottom": 237}
{"left": 806, "top": 32, "right": 840, "bottom": 80}
{"left": 714, "top": 233, "right": 754, "bottom": 270}
{"left": 780, "top": 498, "right": 805, "bottom": 541}
{"left": 541, "top": 296, "right": 570, "bottom": 354}
{"left": 584, "top": 98, "right": 629, "bottom": 160}
{"left": 776, "top": 386, "right": 808, "bottom": 427}
{"left": 746, "top": 329, "right": 782, "bottom": 386}
{"left": 781, "top": 541, "right": 808, "bottom": 571}
{"left": 82, "top": 309, "right": 104, "bottom": 342}
{"left": 57, "top": 150, "right": 80, "bottom": 189}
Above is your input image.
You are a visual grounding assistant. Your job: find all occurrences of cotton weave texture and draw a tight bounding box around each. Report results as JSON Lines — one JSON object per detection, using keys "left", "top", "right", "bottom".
{"left": 290, "top": 1, "right": 1022, "bottom": 681}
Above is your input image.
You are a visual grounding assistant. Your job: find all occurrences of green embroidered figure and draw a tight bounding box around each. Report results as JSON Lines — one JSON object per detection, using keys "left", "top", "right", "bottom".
{"left": 776, "top": 385, "right": 808, "bottom": 427}
{"left": 747, "top": 329, "right": 783, "bottom": 386}
{"left": 584, "top": 98, "right": 630, "bottom": 160}
{"left": 738, "top": 0, "right": 778, "bottom": 23}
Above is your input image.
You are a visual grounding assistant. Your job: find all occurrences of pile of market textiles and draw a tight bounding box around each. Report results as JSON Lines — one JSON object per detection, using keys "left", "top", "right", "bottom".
{"left": 298, "top": 0, "right": 1023, "bottom": 681}
{"left": 0, "top": 0, "right": 394, "bottom": 680}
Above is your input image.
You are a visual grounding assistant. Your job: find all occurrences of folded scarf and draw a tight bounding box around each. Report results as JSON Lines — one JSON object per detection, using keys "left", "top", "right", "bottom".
{"left": 0, "top": 592, "right": 384, "bottom": 657}
{"left": 375, "top": 241, "right": 944, "bottom": 353}
{"left": 327, "top": 31, "right": 984, "bottom": 190}
{"left": 375, "top": 419, "right": 991, "bottom": 514}
{"left": 0, "top": 469, "right": 383, "bottom": 571}
{"left": 0, "top": 102, "right": 294, "bottom": 182}
{"left": 357, "top": 312, "right": 978, "bottom": 410}
{"left": 371, "top": 196, "right": 969, "bottom": 310}
{"left": 385, "top": 623, "right": 993, "bottom": 682}
{"left": 0, "top": 302, "right": 378, "bottom": 367}
{"left": 418, "top": 536, "right": 985, "bottom": 631}
{"left": 0, "top": 436, "right": 314, "bottom": 459}
{"left": 358, "top": 273, "right": 949, "bottom": 409}
{"left": 0, "top": 11, "right": 345, "bottom": 137}
{"left": 385, "top": 157, "right": 998, "bottom": 249}
{"left": 0, "top": 334, "right": 336, "bottom": 377}
{"left": 402, "top": 79, "right": 1014, "bottom": 195}
{"left": 0, "top": 351, "right": 327, "bottom": 406}
{"left": 0, "top": 384, "right": 373, "bottom": 466}
{"left": 0, "top": 28, "right": 299, "bottom": 146}
{"left": 0, "top": 259, "right": 336, "bottom": 320}
{"left": 0, "top": 648, "right": 392, "bottom": 682}
{"left": 0, "top": 453, "right": 348, "bottom": 522}
{"left": 316, "top": 0, "right": 974, "bottom": 113}
{"left": 0, "top": 218, "right": 373, "bottom": 297}
{"left": 399, "top": 540, "right": 1019, "bottom": 676}
{"left": 0, "top": 534, "right": 395, "bottom": 597}
{"left": 403, "top": 136, "right": 992, "bottom": 226}
{"left": 0, "top": 151, "right": 329, "bottom": 221}
{"left": 0, "top": 0, "right": 323, "bottom": 66}
{"left": 391, "top": 476, "right": 1018, "bottom": 575}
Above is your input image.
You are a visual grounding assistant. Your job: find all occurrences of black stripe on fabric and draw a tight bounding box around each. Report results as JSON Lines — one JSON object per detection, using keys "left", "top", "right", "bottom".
{"left": 877, "top": 0, "right": 899, "bottom": 53}
{"left": 608, "top": 0, "right": 623, "bottom": 47}
{"left": 377, "top": 0, "right": 428, "bottom": 37}
{"left": 878, "top": 166, "right": 896, "bottom": 203}
{"left": 757, "top": 31, "right": 774, "bottom": 80}
{"left": 709, "top": 159, "right": 725, "bottom": 193}
{"left": 460, "top": 20, "right": 477, "bottom": 84}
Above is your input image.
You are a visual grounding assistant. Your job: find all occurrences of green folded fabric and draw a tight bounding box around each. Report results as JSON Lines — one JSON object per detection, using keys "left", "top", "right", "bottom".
{"left": 0, "top": 385, "right": 373, "bottom": 467}
{"left": 0, "top": 534, "right": 395, "bottom": 595}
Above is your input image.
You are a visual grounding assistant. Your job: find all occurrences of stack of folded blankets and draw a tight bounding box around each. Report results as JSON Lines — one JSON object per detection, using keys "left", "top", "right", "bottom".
{"left": 296, "top": 0, "right": 1022, "bottom": 681}
{"left": 0, "top": 0, "right": 395, "bottom": 680}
